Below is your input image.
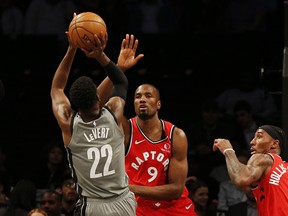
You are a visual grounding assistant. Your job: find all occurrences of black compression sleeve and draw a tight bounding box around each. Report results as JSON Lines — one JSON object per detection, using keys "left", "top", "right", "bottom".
{"left": 103, "top": 60, "right": 128, "bottom": 100}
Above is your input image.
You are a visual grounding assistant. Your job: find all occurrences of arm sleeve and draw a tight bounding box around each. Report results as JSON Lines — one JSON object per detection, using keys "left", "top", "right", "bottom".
{"left": 103, "top": 60, "right": 128, "bottom": 101}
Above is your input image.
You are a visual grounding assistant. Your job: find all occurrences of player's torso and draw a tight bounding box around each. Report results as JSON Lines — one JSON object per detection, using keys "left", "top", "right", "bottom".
{"left": 252, "top": 153, "right": 288, "bottom": 215}
{"left": 67, "top": 107, "right": 128, "bottom": 198}
{"left": 125, "top": 117, "right": 174, "bottom": 186}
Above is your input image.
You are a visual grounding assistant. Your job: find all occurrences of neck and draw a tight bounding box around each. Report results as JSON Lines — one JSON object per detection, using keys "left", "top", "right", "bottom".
{"left": 136, "top": 116, "right": 163, "bottom": 140}
{"left": 79, "top": 109, "right": 101, "bottom": 122}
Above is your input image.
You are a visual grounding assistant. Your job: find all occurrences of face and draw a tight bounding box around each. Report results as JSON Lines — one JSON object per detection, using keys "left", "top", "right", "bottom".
{"left": 134, "top": 84, "right": 161, "bottom": 120}
{"left": 40, "top": 192, "right": 61, "bottom": 214}
{"left": 201, "top": 109, "right": 219, "bottom": 125}
{"left": 48, "top": 146, "right": 64, "bottom": 165}
{"left": 61, "top": 179, "right": 78, "bottom": 202}
{"left": 250, "top": 129, "right": 275, "bottom": 155}
{"left": 235, "top": 110, "right": 252, "bottom": 128}
{"left": 190, "top": 186, "right": 209, "bottom": 207}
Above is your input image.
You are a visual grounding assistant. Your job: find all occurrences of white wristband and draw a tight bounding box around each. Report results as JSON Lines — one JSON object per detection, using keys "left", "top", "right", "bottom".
{"left": 223, "top": 148, "right": 235, "bottom": 155}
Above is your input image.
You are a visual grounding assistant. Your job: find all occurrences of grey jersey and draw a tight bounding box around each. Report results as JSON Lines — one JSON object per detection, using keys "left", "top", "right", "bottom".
{"left": 66, "top": 107, "right": 129, "bottom": 198}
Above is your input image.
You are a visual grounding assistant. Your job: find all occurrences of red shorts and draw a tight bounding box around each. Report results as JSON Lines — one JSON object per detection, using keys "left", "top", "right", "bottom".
{"left": 136, "top": 196, "right": 197, "bottom": 216}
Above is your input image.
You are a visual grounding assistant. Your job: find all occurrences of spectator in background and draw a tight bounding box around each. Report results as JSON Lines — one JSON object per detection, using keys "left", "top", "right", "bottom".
{"left": 217, "top": 153, "right": 258, "bottom": 216}
{"left": 39, "top": 190, "right": 63, "bottom": 216}
{"left": 28, "top": 208, "right": 48, "bottom": 216}
{"left": 216, "top": 67, "right": 277, "bottom": 122}
{"left": 223, "top": 0, "right": 277, "bottom": 33}
{"left": 186, "top": 177, "right": 216, "bottom": 216}
{"left": 24, "top": 0, "right": 78, "bottom": 53}
{"left": 232, "top": 100, "right": 266, "bottom": 155}
{"left": 186, "top": 98, "right": 239, "bottom": 177}
{"left": 4, "top": 179, "right": 37, "bottom": 216}
{"left": 186, "top": 98, "right": 240, "bottom": 205}
{"left": 32, "top": 140, "right": 69, "bottom": 191}
{"left": 55, "top": 171, "right": 78, "bottom": 216}
{"left": 0, "top": 0, "right": 24, "bottom": 39}
{"left": 140, "top": 0, "right": 162, "bottom": 33}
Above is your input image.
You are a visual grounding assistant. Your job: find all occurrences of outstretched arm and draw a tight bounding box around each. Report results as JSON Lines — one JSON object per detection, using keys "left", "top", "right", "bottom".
{"left": 81, "top": 33, "right": 128, "bottom": 125}
{"left": 213, "top": 139, "right": 272, "bottom": 189}
{"left": 51, "top": 42, "right": 77, "bottom": 145}
{"left": 96, "top": 34, "right": 144, "bottom": 106}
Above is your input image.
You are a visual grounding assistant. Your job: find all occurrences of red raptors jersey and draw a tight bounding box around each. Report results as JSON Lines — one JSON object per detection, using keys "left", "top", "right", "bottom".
{"left": 125, "top": 117, "right": 196, "bottom": 216}
{"left": 252, "top": 153, "right": 288, "bottom": 216}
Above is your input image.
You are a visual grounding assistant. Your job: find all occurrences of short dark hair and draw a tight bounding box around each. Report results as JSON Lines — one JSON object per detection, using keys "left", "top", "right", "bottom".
{"left": 186, "top": 178, "right": 208, "bottom": 196}
{"left": 69, "top": 76, "right": 99, "bottom": 109}
{"left": 40, "top": 189, "right": 62, "bottom": 203}
{"left": 55, "top": 169, "right": 73, "bottom": 188}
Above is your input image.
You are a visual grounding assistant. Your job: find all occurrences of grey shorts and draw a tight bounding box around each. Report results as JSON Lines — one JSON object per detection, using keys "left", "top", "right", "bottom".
{"left": 76, "top": 190, "right": 137, "bottom": 216}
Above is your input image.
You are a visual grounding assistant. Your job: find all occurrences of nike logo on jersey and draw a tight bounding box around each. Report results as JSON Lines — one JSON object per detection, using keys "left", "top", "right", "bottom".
{"left": 135, "top": 140, "right": 145, "bottom": 144}
{"left": 185, "top": 203, "right": 193, "bottom": 210}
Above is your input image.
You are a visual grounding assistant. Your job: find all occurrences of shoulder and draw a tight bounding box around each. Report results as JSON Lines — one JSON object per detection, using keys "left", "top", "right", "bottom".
{"left": 248, "top": 153, "right": 273, "bottom": 175}
{"left": 249, "top": 153, "right": 273, "bottom": 165}
{"left": 173, "top": 126, "right": 186, "bottom": 138}
{"left": 106, "top": 96, "right": 125, "bottom": 110}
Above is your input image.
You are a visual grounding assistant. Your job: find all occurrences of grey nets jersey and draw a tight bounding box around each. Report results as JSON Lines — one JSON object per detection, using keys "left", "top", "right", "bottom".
{"left": 66, "top": 106, "right": 129, "bottom": 198}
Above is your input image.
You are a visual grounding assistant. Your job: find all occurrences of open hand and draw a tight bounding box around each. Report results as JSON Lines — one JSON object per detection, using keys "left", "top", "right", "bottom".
{"left": 117, "top": 34, "right": 144, "bottom": 72}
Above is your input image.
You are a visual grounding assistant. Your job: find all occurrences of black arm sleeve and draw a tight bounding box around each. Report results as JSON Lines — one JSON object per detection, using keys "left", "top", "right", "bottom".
{"left": 103, "top": 60, "right": 128, "bottom": 101}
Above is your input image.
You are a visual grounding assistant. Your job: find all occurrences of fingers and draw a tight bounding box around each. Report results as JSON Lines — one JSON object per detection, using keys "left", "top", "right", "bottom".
{"left": 122, "top": 34, "right": 137, "bottom": 49}
{"left": 135, "top": 53, "right": 144, "bottom": 62}
{"left": 133, "top": 39, "right": 138, "bottom": 51}
{"left": 212, "top": 142, "right": 218, "bottom": 151}
{"left": 213, "top": 138, "right": 233, "bottom": 153}
{"left": 212, "top": 139, "right": 217, "bottom": 151}
{"left": 129, "top": 34, "right": 134, "bottom": 48}
{"left": 125, "top": 34, "right": 129, "bottom": 44}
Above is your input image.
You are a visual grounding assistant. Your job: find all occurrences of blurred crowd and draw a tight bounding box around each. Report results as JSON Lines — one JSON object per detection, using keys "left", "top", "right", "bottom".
{"left": 0, "top": 0, "right": 281, "bottom": 39}
{"left": 0, "top": 0, "right": 284, "bottom": 215}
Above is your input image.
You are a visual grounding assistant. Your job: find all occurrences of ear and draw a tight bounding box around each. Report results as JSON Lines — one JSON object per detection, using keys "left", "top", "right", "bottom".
{"left": 157, "top": 100, "right": 161, "bottom": 110}
{"left": 271, "top": 140, "right": 280, "bottom": 149}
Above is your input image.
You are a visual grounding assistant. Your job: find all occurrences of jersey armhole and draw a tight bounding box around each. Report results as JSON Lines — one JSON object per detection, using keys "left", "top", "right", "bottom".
{"left": 125, "top": 119, "right": 133, "bottom": 156}
{"left": 70, "top": 111, "right": 77, "bottom": 134}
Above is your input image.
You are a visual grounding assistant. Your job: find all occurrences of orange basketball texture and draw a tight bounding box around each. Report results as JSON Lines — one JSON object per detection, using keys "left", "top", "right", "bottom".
{"left": 68, "top": 12, "right": 107, "bottom": 50}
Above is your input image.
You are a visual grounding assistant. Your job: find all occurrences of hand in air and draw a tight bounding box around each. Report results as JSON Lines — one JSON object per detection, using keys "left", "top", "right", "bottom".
{"left": 81, "top": 31, "right": 108, "bottom": 59}
{"left": 213, "top": 138, "right": 233, "bottom": 154}
{"left": 117, "top": 34, "right": 144, "bottom": 72}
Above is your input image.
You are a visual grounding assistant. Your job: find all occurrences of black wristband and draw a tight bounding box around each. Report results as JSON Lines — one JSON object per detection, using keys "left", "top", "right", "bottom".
{"left": 104, "top": 60, "right": 128, "bottom": 100}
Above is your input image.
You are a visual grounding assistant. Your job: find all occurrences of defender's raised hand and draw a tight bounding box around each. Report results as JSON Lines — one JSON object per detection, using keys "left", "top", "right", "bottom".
{"left": 117, "top": 34, "right": 144, "bottom": 72}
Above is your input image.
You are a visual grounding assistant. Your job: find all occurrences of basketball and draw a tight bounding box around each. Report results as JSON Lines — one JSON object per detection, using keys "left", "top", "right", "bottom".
{"left": 68, "top": 12, "right": 107, "bottom": 50}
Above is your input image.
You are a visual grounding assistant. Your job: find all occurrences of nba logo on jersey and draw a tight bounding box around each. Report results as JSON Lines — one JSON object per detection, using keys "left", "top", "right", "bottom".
{"left": 93, "top": 121, "right": 97, "bottom": 127}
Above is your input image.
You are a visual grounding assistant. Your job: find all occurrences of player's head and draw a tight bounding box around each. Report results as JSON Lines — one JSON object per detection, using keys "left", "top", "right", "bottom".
{"left": 69, "top": 76, "right": 99, "bottom": 110}
{"left": 251, "top": 125, "right": 286, "bottom": 155}
{"left": 134, "top": 84, "right": 161, "bottom": 120}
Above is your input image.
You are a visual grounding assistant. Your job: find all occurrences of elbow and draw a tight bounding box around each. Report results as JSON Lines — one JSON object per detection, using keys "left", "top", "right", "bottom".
{"left": 170, "top": 186, "right": 184, "bottom": 200}
{"left": 232, "top": 177, "right": 250, "bottom": 189}
{"left": 172, "top": 192, "right": 182, "bottom": 200}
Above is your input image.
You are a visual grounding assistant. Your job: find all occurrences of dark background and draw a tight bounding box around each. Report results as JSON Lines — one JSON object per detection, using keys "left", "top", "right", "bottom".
{"left": 0, "top": 0, "right": 285, "bottom": 184}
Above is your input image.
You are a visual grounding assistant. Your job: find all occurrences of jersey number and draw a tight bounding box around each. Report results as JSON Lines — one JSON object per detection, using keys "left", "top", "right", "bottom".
{"left": 147, "top": 167, "right": 158, "bottom": 182}
{"left": 87, "top": 145, "right": 115, "bottom": 178}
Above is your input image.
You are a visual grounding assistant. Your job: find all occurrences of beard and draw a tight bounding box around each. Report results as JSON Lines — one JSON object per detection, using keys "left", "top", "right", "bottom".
{"left": 138, "top": 112, "right": 151, "bottom": 121}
